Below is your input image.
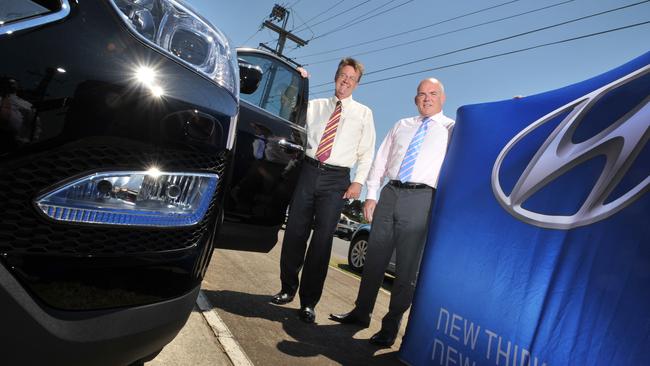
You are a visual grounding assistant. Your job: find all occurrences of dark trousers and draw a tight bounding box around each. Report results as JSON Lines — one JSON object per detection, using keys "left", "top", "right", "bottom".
{"left": 353, "top": 184, "right": 434, "bottom": 336}
{"left": 280, "top": 162, "right": 350, "bottom": 307}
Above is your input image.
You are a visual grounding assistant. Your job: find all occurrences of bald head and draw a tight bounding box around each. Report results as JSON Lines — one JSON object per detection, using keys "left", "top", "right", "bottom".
{"left": 420, "top": 78, "right": 444, "bottom": 92}
{"left": 414, "top": 78, "right": 446, "bottom": 117}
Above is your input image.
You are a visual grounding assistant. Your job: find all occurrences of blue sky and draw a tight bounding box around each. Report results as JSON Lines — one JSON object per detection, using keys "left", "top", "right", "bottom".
{"left": 186, "top": 0, "right": 649, "bottom": 144}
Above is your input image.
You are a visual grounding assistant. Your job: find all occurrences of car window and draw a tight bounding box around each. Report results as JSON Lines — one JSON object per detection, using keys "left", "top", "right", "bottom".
{"left": 238, "top": 53, "right": 303, "bottom": 125}
{"left": 0, "top": 1, "right": 56, "bottom": 23}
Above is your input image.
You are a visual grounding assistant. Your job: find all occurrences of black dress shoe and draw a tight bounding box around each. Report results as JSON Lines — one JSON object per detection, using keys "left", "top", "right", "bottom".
{"left": 299, "top": 306, "right": 316, "bottom": 323}
{"left": 270, "top": 292, "right": 294, "bottom": 305}
{"left": 329, "top": 311, "right": 370, "bottom": 327}
{"left": 369, "top": 330, "right": 396, "bottom": 348}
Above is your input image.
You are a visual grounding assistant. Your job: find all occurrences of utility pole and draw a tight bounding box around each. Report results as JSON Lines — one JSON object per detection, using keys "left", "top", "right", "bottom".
{"left": 260, "top": 4, "right": 308, "bottom": 57}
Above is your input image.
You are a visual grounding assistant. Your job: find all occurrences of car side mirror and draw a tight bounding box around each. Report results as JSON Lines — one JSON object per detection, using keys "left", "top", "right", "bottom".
{"left": 238, "top": 59, "right": 263, "bottom": 95}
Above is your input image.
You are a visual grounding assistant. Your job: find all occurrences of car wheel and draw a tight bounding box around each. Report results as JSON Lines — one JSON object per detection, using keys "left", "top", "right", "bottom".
{"left": 348, "top": 234, "right": 368, "bottom": 272}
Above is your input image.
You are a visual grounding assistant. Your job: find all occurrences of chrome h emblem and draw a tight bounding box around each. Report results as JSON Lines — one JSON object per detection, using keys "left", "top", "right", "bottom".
{"left": 492, "top": 66, "right": 649, "bottom": 230}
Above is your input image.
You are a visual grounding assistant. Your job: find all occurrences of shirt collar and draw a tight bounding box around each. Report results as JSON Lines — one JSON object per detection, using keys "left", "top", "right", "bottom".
{"left": 419, "top": 111, "right": 444, "bottom": 123}
{"left": 331, "top": 95, "right": 353, "bottom": 109}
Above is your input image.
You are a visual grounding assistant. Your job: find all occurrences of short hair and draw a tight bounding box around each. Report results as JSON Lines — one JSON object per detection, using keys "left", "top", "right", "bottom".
{"left": 420, "top": 78, "right": 445, "bottom": 94}
{"left": 335, "top": 58, "right": 365, "bottom": 82}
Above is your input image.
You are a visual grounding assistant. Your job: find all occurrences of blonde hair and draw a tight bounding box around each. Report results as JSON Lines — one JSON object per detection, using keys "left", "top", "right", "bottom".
{"left": 335, "top": 58, "right": 365, "bottom": 82}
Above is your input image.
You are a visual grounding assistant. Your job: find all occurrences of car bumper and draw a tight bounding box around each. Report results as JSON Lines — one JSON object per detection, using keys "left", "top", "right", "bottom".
{"left": 0, "top": 262, "right": 199, "bottom": 366}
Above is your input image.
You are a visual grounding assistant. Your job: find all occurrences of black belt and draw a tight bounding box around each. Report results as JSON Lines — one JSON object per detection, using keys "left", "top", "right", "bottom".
{"left": 388, "top": 180, "right": 431, "bottom": 189}
{"left": 304, "top": 156, "right": 350, "bottom": 172}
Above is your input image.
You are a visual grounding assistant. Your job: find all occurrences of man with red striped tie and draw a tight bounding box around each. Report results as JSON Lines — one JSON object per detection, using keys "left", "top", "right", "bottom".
{"left": 330, "top": 78, "right": 455, "bottom": 347}
{"left": 272, "top": 58, "right": 376, "bottom": 324}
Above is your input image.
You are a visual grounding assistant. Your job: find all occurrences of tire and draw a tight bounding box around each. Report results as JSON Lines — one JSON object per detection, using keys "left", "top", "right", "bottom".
{"left": 129, "top": 348, "right": 162, "bottom": 365}
{"left": 348, "top": 234, "right": 369, "bottom": 273}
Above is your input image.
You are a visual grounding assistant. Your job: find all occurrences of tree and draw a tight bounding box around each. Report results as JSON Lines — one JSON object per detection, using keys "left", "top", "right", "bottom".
{"left": 342, "top": 199, "right": 364, "bottom": 223}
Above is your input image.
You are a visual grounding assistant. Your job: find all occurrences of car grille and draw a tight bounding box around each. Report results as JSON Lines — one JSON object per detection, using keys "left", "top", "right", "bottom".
{"left": 0, "top": 139, "right": 227, "bottom": 256}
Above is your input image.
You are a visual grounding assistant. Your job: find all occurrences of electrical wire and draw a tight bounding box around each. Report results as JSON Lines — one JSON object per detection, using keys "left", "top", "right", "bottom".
{"left": 305, "top": 0, "right": 574, "bottom": 66}
{"left": 287, "top": 0, "right": 302, "bottom": 8}
{"left": 320, "top": 0, "right": 399, "bottom": 35}
{"left": 290, "top": 0, "right": 347, "bottom": 33}
{"left": 297, "top": 0, "right": 523, "bottom": 58}
{"left": 292, "top": 9, "right": 314, "bottom": 35}
{"left": 309, "top": 20, "right": 650, "bottom": 95}
{"left": 310, "top": 0, "right": 650, "bottom": 89}
{"left": 292, "top": 0, "right": 372, "bottom": 33}
{"left": 310, "top": 0, "right": 416, "bottom": 41}
{"left": 243, "top": 4, "right": 294, "bottom": 47}
{"left": 242, "top": 19, "right": 267, "bottom": 46}
{"left": 283, "top": 9, "right": 316, "bottom": 54}
{"left": 288, "top": 0, "right": 403, "bottom": 55}
{"left": 366, "top": 0, "right": 649, "bottom": 77}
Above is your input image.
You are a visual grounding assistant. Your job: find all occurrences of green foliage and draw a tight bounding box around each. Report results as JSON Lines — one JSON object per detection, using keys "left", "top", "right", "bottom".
{"left": 342, "top": 199, "right": 365, "bottom": 223}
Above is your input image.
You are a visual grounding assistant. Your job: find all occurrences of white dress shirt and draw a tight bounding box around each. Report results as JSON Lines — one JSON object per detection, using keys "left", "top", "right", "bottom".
{"left": 365, "top": 112, "right": 455, "bottom": 200}
{"left": 306, "top": 95, "right": 376, "bottom": 184}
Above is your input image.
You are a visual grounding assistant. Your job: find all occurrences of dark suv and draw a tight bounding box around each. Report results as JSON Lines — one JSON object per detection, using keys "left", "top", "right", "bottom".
{"left": 0, "top": 1, "right": 307, "bottom": 365}
{"left": 218, "top": 47, "right": 308, "bottom": 252}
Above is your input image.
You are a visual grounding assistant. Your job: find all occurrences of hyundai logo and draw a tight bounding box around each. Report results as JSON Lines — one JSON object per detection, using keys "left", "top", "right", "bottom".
{"left": 492, "top": 66, "right": 649, "bottom": 230}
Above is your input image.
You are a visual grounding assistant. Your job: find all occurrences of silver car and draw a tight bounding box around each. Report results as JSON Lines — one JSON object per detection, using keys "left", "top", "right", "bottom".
{"left": 347, "top": 224, "right": 396, "bottom": 274}
{"left": 334, "top": 213, "right": 360, "bottom": 241}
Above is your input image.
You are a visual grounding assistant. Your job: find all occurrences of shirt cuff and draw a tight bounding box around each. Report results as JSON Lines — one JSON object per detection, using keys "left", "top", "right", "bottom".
{"left": 366, "top": 184, "right": 379, "bottom": 201}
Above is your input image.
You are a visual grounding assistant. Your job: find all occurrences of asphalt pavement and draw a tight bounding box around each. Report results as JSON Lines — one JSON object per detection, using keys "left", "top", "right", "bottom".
{"left": 147, "top": 232, "right": 406, "bottom": 366}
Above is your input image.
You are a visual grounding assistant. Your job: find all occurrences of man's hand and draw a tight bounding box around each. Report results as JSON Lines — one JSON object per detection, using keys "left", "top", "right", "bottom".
{"left": 297, "top": 67, "right": 310, "bottom": 79}
{"left": 343, "top": 182, "right": 362, "bottom": 200}
{"left": 363, "top": 199, "right": 377, "bottom": 223}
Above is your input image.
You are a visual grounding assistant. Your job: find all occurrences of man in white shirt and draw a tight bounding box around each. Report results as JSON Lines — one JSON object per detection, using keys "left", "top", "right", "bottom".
{"left": 330, "top": 78, "right": 454, "bottom": 347}
{"left": 272, "top": 58, "right": 376, "bottom": 324}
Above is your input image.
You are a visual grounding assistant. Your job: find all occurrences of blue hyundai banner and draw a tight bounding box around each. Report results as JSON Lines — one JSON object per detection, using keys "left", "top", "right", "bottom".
{"left": 400, "top": 52, "right": 649, "bottom": 366}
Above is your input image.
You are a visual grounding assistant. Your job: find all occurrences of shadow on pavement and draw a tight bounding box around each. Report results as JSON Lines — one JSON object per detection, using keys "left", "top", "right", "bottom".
{"left": 335, "top": 263, "right": 395, "bottom": 292}
{"left": 204, "top": 289, "right": 404, "bottom": 366}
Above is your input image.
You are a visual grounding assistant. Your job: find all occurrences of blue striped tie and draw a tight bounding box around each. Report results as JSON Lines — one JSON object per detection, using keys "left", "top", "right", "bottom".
{"left": 398, "top": 117, "right": 431, "bottom": 183}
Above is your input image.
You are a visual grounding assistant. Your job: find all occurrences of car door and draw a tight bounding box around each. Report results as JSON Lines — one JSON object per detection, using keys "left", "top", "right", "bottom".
{"left": 216, "top": 48, "right": 308, "bottom": 252}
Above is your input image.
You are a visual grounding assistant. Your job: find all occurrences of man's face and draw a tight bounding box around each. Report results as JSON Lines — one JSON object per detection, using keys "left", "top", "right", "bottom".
{"left": 415, "top": 80, "right": 445, "bottom": 117}
{"left": 334, "top": 65, "right": 360, "bottom": 100}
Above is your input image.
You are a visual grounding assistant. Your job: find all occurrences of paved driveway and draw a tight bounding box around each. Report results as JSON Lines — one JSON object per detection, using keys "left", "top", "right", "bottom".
{"left": 200, "top": 231, "right": 407, "bottom": 366}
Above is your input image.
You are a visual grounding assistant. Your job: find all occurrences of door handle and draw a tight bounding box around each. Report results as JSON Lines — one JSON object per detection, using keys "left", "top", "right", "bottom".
{"left": 278, "top": 139, "right": 304, "bottom": 152}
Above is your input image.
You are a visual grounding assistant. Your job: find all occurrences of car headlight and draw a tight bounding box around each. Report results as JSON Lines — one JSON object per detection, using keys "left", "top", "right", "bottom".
{"left": 109, "top": 0, "right": 239, "bottom": 98}
{"left": 35, "top": 170, "right": 218, "bottom": 227}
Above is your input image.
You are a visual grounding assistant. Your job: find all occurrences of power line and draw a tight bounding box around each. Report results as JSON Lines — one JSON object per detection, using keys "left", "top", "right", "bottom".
{"left": 287, "top": 0, "right": 302, "bottom": 7}
{"left": 363, "top": 21, "right": 650, "bottom": 86}
{"left": 310, "top": 0, "right": 650, "bottom": 89}
{"left": 292, "top": 0, "right": 372, "bottom": 33}
{"left": 365, "top": 0, "right": 649, "bottom": 77}
{"left": 314, "top": 0, "right": 399, "bottom": 37}
{"left": 244, "top": 2, "right": 301, "bottom": 47}
{"left": 242, "top": 26, "right": 263, "bottom": 47}
{"left": 290, "top": 0, "right": 346, "bottom": 33}
{"left": 310, "top": 20, "right": 650, "bottom": 96}
{"left": 286, "top": 0, "right": 400, "bottom": 55}
{"left": 288, "top": 3, "right": 296, "bottom": 30}
{"left": 297, "top": 0, "right": 523, "bottom": 58}
{"left": 305, "top": 0, "right": 575, "bottom": 66}
{"left": 290, "top": 8, "right": 316, "bottom": 39}
{"left": 309, "top": 0, "right": 416, "bottom": 42}
{"left": 242, "top": 11, "right": 272, "bottom": 47}
{"left": 261, "top": 5, "right": 308, "bottom": 56}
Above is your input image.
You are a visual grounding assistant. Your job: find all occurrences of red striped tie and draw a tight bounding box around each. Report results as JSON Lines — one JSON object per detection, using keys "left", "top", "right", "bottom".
{"left": 316, "top": 101, "right": 342, "bottom": 162}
